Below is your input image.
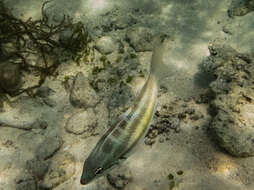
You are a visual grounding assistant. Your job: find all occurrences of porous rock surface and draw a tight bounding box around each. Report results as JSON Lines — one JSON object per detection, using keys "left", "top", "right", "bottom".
{"left": 202, "top": 43, "right": 254, "bottom": 157}
{"left": 228, "top": 0, "right": 254, "bottom": 17}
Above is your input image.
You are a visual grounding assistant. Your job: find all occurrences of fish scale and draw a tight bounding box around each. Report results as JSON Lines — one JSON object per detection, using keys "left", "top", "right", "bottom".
{"left": 104, "top": 74, "right": 157, "bottom": 158}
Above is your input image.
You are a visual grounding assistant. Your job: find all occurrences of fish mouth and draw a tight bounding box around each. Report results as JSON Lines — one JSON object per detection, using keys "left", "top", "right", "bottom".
{"left": 80, "top": 173, "right": 93, "bottom": 185}
{"left": 80, "top": 177, "right": 89, "bottom": 185}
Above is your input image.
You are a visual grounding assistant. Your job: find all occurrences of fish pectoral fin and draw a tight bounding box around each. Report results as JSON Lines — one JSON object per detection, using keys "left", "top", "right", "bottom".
{"left": 120, "top": 107, "right": 132, "bottom": 121}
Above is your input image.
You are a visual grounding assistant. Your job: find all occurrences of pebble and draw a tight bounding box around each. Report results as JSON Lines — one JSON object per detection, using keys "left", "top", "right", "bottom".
{"left": 194, "top": 126, "right": 200, "bottom": 130}
{"left": 35, "top": 86, "right": 54, "bottom": 98}
{"left": 58, "top": 23, "right": 85, "bottom": 51}
{"left": 0, "top": 62, "right": 21, "bottom": 93}
{"left": 36, "top": 86, "right": 56, "bottom": 107}
{"left": 95, "top": 36, "right": 119, "bottom": 55}
{"left": 169, "top": 117, "right": 180, "bottom": 130}
{"left": 148, "top": 129, "right": 158, "bottom": 139}
{"left": 190, "top": 111, "right": 204, "bottom": 120}
{"left": 175, "top": 127, "right": 181, "bottom": 133}
{"left": 184, "top": 108, "right": 195, "bottom": 115}
{"left": 126, "top": 26, "right": 154, "bottom": 52}
{"left": 144, "top": 137, "right": 155, "bottom": 146}
{"left": 70, "top": 72, "right": 100, "bottom": 108}
{"left": 65, "top": 109, "right": 97, "bottom": 135}
{"left": 31, "top": 120, "right": 48, "bottom": 130}
{"left": 159, "top": 137, "right": 164, "bottom": 143}
{"left": 107, "top": 165, "right": 132, "bottom": 189}
{"left": 0, "top": 96, "right": 45, "bottom": 130}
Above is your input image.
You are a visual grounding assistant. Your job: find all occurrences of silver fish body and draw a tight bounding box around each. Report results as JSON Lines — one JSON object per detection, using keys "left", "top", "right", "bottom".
{"left": 81, "top": 40, "right": 164, "bottom": 185}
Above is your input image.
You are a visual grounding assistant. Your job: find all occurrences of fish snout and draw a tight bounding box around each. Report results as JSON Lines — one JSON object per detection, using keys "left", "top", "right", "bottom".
{"left": 80, "top": 176, "right": 89, "bottom": 185}
{"left": 80, "top": 172, "right": 93, "bottom": 185}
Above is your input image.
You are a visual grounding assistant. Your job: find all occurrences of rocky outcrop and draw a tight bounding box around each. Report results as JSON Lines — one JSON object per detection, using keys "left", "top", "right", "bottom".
{"left": 202, "top": 43, "right": 254, "bottom": 157}
{"left": 228, "top": 0, "right": 254, "bottom": 17}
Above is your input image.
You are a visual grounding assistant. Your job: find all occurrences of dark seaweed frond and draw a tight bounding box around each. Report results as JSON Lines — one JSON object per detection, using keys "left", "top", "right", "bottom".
{"left": 0, "top": 1, "right": 90, "bottom": 96}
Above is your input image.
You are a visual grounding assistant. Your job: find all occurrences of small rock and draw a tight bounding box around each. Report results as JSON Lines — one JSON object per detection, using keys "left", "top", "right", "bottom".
{"left": 42, "top": 152, "right": 75, "bottom": 188}
{"left": 148, "top": 129, "right": 158, "bottom": 139}
{"left": 159, "top": 137, "right": 164, "bottom": 143}
{"left": 228, "top": 0, "right": 254, "bottom": 17}
{"left": 38, "top": 183, "right": 53, "bottom": 189}
{"left": 175, "top": 127, "right": 181, "bottom": 133}
{"left": 65, "top": 109, "right": 97, "bottom": 135}
{"left": 126, "top": 26, "right": 155, "bottom": 52}
{"left": 170, "top": 117, "right": 180, "bottom": 130}
{"left": 36, "top": 135, "right": 62, "bottom": 160}
{"left": 0, "top": 96, "right": 45, "bottom": 129}
{"left": 107, "top": 165, "right": 132, "bottom": 189}
{"left": 35, "top": 86, "right": 56, "bottom": 107}
{"left": 58, "top": 22, "right": 87, "bottom": 51}
{"left": 70, "top": 72, "right": 100, "bottom": 108}
{"left": 184, "top": 108, "right": 195, "bottom": 115}
{"left": 94, "top": 178, "right": 115, "bottom": 190}
{"left": 40, "top": 121, "right": 48, "bottom": 129}
{"left": 59, "top": 27, "right": 73, "bottom": 47}
{"left": 190, "top": 111, "right": 204, "bottom": 120}
{"left": 95, "top": 36, "right": 119, "bottom": 54}
{"left": 63, "top": 75, "right": 75, "bottom": 91}
{"left": 31, "top": 120, "right": 48, "bottom": 130}
{"left": 144, "top": 137, "right": 155, "bottom": 146}
{"left": 109, "top": 9, "right": 137, "bottom": 30}
{"left": 222, "top": 24, "right": 233, "bottom": 35}
{"left": 35, "top": 86, "right": 54, "bottom": 98}
{"left": 0, "top": 62, "right": 21, "bottom": 93}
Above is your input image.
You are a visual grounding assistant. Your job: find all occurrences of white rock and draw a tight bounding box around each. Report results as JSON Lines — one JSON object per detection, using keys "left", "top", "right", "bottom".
{"left": 95, "top": 36, "right": 119, "bottom": 54}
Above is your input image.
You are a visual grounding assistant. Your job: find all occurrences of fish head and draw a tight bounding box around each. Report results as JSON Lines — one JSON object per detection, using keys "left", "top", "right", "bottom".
{"left": 80, "top": 149, "right": 118, "bottom": 185}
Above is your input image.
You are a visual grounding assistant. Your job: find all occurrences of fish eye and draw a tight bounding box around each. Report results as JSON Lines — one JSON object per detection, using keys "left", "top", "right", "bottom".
{"left": 95, "top": 167, "right": 103, "bottom": 175}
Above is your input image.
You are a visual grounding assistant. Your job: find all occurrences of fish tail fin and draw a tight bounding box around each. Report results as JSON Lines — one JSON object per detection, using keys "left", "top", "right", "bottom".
{"left": 150, "top": 36, "right": 167, "bottom": 79}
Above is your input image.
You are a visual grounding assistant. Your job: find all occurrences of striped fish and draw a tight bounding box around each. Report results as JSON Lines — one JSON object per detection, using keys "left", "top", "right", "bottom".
{"left": 80, "top": 39, "right": 165, "bottom": 185}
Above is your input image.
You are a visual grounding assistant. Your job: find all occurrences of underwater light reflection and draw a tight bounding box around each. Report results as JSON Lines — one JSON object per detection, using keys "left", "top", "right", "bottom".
{"left": 87, "top": 0, "right": 108, "bottom": 11}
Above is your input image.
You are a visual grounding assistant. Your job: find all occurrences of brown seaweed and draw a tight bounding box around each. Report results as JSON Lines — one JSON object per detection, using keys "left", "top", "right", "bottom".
{"left": 0, "top": 1, "right": 90, "bottom": 96}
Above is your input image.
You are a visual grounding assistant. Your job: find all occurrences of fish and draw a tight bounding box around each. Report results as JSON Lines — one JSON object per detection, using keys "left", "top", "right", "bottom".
{"left": 80, "top": 37, "right": 165, "bottom": 185}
